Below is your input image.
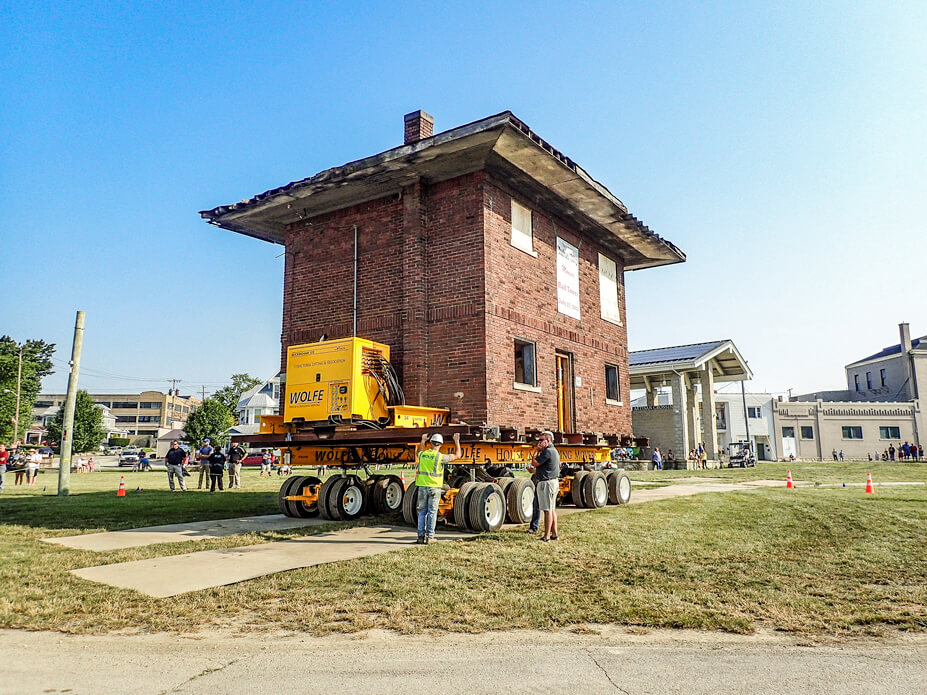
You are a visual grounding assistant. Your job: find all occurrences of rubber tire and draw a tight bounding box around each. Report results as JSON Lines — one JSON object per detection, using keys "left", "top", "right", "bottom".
{"left": 571, "top": 471, "right": 589, "bottom": 507}
{"left": 495, "top": 476, "right": 516, "bottom": 494}
{"left": 583, "top": 471, "right": 608, "bottom": 508}
{"left": 453, "top": 481, "right": 480, "bottom": 530}
{"left": 506, "top": 477, "right": 535, "bottom": 524}
{"left": 610, "top": 469, "right": 631, "bottom": 505}
{"left": 332, "top": 477, "right": 366, "bottom": 521}
{"left": 317, "top": 476, "right": 342, "bottom": 520}
{"left": 373, "top": 475, "right": 405, "bottom": 515}
{"left": 401, "top": 484, "right": 419, "bottom": 527}
{"left": 467, "top": 483, "right": 506, "bottom": 532}
{"left": 286, "top": 476, "right": 322, "bottom": 518}
{"left": 277, "top": 475, "right": 305, "bottom": 517}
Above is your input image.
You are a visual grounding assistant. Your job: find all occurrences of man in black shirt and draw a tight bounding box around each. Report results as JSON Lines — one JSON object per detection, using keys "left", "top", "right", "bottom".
{"left": 164, "top": 441, "right": 188, "bottom": 491}
{"left": 208, "top": 447, "right": 227, "bottom": 492}
{"left": 227, "top": 443, "right": 246, "bottom": 489}
{"left": 527, "top": 430, "right": 560, "bottom": 542}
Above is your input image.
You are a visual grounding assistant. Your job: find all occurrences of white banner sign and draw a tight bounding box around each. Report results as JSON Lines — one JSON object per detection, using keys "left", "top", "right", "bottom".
{"left": 556, "top": 237, "right": 581, "bottom": 320}
{"left": 598, "top": 253, "right": 621, "bottom": 324}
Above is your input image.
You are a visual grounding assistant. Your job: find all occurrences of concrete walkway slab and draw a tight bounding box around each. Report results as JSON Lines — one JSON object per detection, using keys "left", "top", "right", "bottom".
{"left": 72, "top": 525, "right": 472, "bottom": 597}
{"left": 42, "top": 514, "right": 330, "bottom": 551}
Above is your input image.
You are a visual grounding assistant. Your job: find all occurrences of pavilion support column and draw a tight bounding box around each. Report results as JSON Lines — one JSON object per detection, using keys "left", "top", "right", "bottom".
{"left": 686, "top": 374, "right": 699, "bottom": 464}
{"left": 700, "top": 366, "right": 718, "bottom": 460}
{"left": 644, "top": 375, "right": 656, "bottom": 407}
{"left": 672, "top": 372, "right": 690, "bottom": 459}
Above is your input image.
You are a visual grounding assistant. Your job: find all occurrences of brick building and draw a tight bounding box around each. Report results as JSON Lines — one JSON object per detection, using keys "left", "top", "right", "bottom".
{"left": 202, "top": 111, "right": 684, "bottom": 437}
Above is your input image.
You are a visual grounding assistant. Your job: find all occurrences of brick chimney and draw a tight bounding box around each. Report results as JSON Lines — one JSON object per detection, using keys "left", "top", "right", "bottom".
{"left": 404, "top": 110, "right": 434, "bottom": 145}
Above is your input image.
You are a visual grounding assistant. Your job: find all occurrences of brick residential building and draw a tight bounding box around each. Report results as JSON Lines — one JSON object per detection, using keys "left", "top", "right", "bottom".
{"left": 202, "top": 111, "right": 685, "bottom": 438}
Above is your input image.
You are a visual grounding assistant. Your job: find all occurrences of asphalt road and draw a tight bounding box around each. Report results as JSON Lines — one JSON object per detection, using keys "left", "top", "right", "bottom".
{"left": 3, "top": 628, "right": 925, "bottom": 694}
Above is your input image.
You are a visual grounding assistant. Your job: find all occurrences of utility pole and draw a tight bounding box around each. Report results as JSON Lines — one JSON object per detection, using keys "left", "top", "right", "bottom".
{"left": 58, "top": 311, "right": 85, "bottom": 496}
{"left": 167, "top": 379, "right": 182, "bottom": 427}
{"left": 201, "top": 385, "right": 207, "bottom": 401}
{"left": 13, "top": 344, "right": 22, "bottom": 442}
{"left": 741, "top": 380, "right": 751, "bottom": 452}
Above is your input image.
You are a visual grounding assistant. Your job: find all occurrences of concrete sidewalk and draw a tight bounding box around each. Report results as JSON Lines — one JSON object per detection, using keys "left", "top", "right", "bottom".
{"left": 72, "top": 525, "right": 472, "bottom": 597}
{"left": 42, "top": 514, "right": 329, "bottom": 551}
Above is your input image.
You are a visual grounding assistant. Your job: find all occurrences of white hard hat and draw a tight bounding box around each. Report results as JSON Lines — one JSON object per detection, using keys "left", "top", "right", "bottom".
{"left": 430, "top": 433, "right": 444, "bottom": 444}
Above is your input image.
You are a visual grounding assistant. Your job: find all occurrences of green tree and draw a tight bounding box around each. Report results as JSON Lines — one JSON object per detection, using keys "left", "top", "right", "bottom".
{"left": 212, "top": 373, "right": 262, "bottom": 421}
{"left": 0, "top": 336, "right": 56, "bottom": 443}
{"left": 47, "top": 390, "right": 106, "bottom": 453}
{"left": 183, "top": 399, "right": 234, "bottom": 449}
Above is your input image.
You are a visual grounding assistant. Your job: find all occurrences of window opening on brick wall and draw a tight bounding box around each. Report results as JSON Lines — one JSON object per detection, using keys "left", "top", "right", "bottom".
{"left": 800, "top": 426, "right": 814, "bottom": 439}
{"left": 842, "top": 426, "right": 863, "bottom": 439}
{"left": 879, "top": 426, "right": 901, "bottom": 439}
{"left": 510, "top": 200, "right": 536, "bottom": 257}
{"left": 782, "top": 426, "right": 795, "bottom": 438}
{"left": 514, "top": 338, "right": 537, "bottom": 388}
{"left": 880, "top": 368, "right": 886, "bottom": 387}
{"left": 866, "top": 371, "right": 873, "bottom": 389}
{"left": 605, "top": 363, "right": 620, "bottom": 403}
{"left": 747, "top": 406, "right": 762, "bottom": 418}
{"left": 598, "top": 253, "right": 622, "bottom": 325}
{"left": 854, "top": 374, "right": 860, "bottom": 391}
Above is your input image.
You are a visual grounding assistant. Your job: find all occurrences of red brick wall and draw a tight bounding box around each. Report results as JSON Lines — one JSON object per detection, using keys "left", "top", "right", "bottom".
{"left": 281, "top": 173, "right": 487, "bottom": 423}
{"left": 279, "top": 168, "right": 632, "bottom": 437}
{"left": 482, "top": 175, "right": 632, "bottom": 437}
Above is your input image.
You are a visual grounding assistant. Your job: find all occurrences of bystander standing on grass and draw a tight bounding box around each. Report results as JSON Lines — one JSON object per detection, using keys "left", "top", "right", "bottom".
{"left": 164, "top": 441, "right": 187, "bottom": 491}
{"left": 228, "top": 443, "right": 246, "bottom": 489}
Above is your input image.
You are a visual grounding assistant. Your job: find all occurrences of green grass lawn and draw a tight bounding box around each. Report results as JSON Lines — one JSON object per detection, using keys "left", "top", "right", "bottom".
{"left": 1, "top": 463, "right": 925, "bottom": 637}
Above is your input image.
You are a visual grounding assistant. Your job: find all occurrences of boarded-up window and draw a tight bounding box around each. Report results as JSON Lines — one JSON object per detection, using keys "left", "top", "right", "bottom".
{"left": 598, "top": 253, "right": 621, "bottom": 325}
{"left": 510, "top": 200, "right": 535, "bottom": 255}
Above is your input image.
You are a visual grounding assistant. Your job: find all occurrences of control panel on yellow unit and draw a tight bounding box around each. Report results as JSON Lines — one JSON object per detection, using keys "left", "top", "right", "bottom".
{"left": 284, "top": 337, "right": 392, "bottom": 424}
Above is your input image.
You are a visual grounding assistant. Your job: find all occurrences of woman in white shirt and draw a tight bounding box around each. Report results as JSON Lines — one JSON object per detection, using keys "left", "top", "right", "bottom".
{"left": 27, "top": 451, "right": 42, "bottom": 485}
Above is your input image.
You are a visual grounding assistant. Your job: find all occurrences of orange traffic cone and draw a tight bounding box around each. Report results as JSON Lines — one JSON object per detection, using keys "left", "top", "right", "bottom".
{"left": 117, "top": 476, "right": 126, "bottom": 497}
{"left": 865, "top": 472, "right": 874, "bottom": 494}
{"left": 786, "top": 470, "right": 794, "bottom": 489}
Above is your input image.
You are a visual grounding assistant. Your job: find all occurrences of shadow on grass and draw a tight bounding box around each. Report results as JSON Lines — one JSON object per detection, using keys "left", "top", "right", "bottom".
{"left": 0, "top": 489, "right": 280, "bottom": 532}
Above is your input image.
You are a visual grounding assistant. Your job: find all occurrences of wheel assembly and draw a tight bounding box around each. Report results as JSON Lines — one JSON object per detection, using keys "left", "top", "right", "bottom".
{"left": 583, "top": 471, "right": 608, "bottom": 508}
{"left": 277, "top": 475, "right": 305, "bottom": 516}
{"left": 453, "top": 481, "right": 479, "bottom": 530}
{"left": 286, "top": 475, "right": 322, "bottom": 518}
{"left": 608, "top": 469, "right": 631, "bottom": 505}
{"left": 467, "top": 483, "right": 506, "bottom": 532}
{"left": 401, "top": 483, "right": 419, "bottom": 526}
{"left": 571, "top": 470, "right": 589, "bottom": 507}
{"left": 317, "top": 476, "right": 344, "bottom": 520}
{"left": 505, "top": 477, "right": 534, "bottom": 524}
{"left": 373, "top": 474, "right": 405, "bottom": 514}
{"left": 332, "top": 477, "right": 366, "bottom": 520}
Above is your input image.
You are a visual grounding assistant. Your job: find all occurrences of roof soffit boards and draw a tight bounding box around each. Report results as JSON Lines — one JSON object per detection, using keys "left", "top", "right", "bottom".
{"left": 200, "top": 112, "right": 685, "bottom": 270}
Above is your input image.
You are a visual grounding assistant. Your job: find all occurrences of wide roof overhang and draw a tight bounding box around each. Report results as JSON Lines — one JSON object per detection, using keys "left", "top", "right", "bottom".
{"left": 200, "top": 111, "right": 685, "bottom": 271}
{"left": 628, "top": 340, "right": 752, "bottom": 390}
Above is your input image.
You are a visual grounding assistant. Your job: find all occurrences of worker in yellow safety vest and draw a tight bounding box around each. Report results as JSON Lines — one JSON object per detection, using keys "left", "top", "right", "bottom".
{"left": 414, "top": 432, "right": 461, "bottom": 544}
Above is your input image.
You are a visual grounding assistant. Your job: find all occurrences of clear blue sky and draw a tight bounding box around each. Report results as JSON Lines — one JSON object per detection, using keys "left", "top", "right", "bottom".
{"left": 2, "top": 1, "right": 924, "bottom": 398}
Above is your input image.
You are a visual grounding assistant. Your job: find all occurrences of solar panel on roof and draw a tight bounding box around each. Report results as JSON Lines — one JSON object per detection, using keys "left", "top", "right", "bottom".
{"left": 629, "top": 341, "right": 726, "bottom": 366}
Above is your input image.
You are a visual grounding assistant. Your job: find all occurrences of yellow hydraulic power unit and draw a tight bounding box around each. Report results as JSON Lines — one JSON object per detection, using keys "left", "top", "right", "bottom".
{"left": 285, "top": 337, "right": 401, "bottom": 426}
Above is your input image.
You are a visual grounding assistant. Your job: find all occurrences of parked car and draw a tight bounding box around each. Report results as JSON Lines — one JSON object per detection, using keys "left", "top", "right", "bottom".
{"left": 118, "top": 448, "right": 140, "bottom": 467}
{"left": 241, "top": 453, "right": 264, "bottom": 466}
{"left": 104, "top": 446, "right": 122, "bottom": 456}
